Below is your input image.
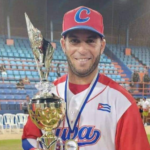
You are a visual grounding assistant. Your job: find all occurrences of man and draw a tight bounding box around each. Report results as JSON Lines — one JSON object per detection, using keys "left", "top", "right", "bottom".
{"left": 142, "top": 97, "right": 150, "bottom": 125}
{"left": 130, "top": 70, "right": 140, "bottom": 92}
{"left": 22, "top": 6, "right": 150, "bottom": 150}
{"left": 143, "top": 70, "right": 150, "bottom": 93}
{"left": 16, "top": 79, "right": 24, "bottom": 89}
{"left": 22, "top": 95, "right": 30, "bottom": 114}
{"left": 0, "top": 65, "right": 7, "bottom": 77}
{"left": 56, "top": 63, "right": 61, "bottom": 77}
{"left": 23, "top": 76, "right": 30, "bottom": 84}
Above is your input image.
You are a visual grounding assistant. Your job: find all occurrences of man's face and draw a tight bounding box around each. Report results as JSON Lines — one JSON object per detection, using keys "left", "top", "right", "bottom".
{"left": 61, "top": 30, "right": 106, "bottom": 77}
{"left": 26, "top": 96, "right": 30, "bottom": 101}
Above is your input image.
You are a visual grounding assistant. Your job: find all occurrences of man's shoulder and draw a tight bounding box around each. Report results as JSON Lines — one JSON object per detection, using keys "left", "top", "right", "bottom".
{"left": 53, "top": 74, "right": 67, "bottom": 86}
{"left": 99, "top": 74, "right": 135, "bottom": 103}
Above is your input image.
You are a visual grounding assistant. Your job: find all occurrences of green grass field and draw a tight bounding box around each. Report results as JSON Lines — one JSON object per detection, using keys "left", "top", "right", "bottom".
{"left": 148, "top": 134, "right": 150, "bottom": 142}
{"left": 0, "top": 136, "right": 150, "bottom": 150}
{"left": 0, "top": 139, "right": 22, "bottom": 150}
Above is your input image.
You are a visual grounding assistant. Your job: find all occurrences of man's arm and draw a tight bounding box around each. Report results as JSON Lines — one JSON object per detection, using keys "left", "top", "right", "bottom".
{"left": 22, "top": 116, "right": 43, "bottom": 150}
{"left": 115, "top": 102, "right": 150, "bottom": 150}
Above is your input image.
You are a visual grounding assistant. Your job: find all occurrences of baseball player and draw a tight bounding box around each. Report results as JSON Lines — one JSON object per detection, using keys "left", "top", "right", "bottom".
{"left": 22, "top": 6, "right": 150, "bottom": 150}
{"left": 142, "top": 97, "right": 150, "bottom": 125}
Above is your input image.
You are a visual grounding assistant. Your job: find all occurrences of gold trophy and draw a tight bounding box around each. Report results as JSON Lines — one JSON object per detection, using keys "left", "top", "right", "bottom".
{"left": 25, "top": 13, "right": 66, "bottom": 150}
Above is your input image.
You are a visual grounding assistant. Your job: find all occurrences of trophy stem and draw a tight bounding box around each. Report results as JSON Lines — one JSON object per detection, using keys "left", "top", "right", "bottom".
{"left": 37, "top": 131, "right": 58, "bottom": 150}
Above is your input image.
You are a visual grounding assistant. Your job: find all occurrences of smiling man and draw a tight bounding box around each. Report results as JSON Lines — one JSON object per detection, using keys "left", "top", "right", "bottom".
{"left": 22, "top": 6, "right": 150, "bottom": 150}
{"left": 61, "top": 29, "right": 105, "bottom": 80}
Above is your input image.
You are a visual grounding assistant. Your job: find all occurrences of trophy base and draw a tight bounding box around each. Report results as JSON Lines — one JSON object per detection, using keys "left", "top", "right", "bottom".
{"left": 37, "top": 132, "right": 57, "bottom": 150}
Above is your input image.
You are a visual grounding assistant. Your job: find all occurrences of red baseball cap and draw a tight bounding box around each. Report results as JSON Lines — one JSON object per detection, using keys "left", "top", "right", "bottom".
{"left": 61, "top": 6, "right": 104, "bottom": 37}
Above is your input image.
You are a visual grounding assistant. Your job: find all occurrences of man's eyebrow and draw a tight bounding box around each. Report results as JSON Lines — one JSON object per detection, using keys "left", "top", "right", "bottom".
{"left": 87, "top": 35, "right": 98, "bottom": 39}
{"left": 68, "top": 34, "right": 78, "bottom": 38}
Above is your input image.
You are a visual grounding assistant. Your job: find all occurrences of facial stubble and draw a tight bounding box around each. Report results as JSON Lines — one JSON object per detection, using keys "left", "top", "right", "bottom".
{"left": 66, "top": 53, "right": 101, "bottom": 77}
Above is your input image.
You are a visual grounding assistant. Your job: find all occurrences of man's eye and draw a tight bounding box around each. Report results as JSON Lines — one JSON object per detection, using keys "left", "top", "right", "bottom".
{"left": 70, "top": 39, "right": 79, "bottom": 43}
{"left": 87, "top": 39, "right": 94, "bottom": 43}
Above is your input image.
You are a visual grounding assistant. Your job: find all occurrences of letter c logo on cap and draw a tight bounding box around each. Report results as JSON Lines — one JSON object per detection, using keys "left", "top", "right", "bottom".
{"left": 75, "top": 7, "right": 90, "bottom": 23}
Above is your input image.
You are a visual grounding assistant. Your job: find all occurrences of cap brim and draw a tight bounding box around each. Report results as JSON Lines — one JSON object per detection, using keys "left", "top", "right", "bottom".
{"left": 61, "top": 25, "right": 104, "bottom": 38}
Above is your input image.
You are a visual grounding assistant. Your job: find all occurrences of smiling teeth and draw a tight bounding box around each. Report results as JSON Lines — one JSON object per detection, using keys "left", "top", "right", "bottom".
{"left": 78, "top": 59, "right": 88, "bottom": 61}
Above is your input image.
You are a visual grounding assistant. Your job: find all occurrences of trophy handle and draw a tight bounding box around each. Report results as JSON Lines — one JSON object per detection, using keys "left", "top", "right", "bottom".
{"left": 36, "top": 134, "right": 63, "bottom": 150}
{"left": 37, "top": 138, "right": 43, "bottom": 150}
{"left": 57, "top": 137, "right": 63, "bottom": 150}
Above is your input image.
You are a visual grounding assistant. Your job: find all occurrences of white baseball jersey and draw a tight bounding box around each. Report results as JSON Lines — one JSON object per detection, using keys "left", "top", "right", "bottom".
{"left": 142, "top": 100, "right": 150, "bottom": 110}
{"left": 22, "top": 74, "right": 150, "bottom": 150}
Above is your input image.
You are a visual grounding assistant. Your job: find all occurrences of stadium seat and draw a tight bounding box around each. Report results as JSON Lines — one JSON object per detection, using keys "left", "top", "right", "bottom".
{"left": 0, "top": 114, "right": 4, "bottom": 133}
{"left": 16, "top": 113, "right": 26, "bottom": 128}
{"left": 3, "top": 113, "right": 18, "bottom": 132}
{"left": 17, "top": 89, "right": 26, "bottom": 95}
{"left": 8, "top": 101, "right": 16, "bottom": 110}
{"left": 14, "top": 95, "right": 22, "bottom": 100}
{"left": 0, "top": 101, "right": 8, "bottom": 110}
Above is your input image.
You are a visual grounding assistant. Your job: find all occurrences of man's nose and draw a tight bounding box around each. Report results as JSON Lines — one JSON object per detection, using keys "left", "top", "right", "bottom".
{"left": 78, "top": 42, "right": 88, "bottom": 54}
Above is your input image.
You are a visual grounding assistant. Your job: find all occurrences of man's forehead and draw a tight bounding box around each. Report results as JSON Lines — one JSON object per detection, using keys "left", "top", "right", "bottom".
{"left": 66, "top": 29, "right": 100, "bottom": 39}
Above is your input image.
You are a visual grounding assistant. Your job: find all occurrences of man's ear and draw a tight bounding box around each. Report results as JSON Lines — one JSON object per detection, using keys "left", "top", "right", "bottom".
{"left": 60, "top": 38, "right": 66, "bottom": 54}
{"left": 100, "top": 39, "right": 106, "bottom": 55}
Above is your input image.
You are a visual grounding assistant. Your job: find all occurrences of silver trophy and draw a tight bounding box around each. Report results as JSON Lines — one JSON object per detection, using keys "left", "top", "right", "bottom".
{"left": 25, "top": 13, "right": 66, "bottom": 150}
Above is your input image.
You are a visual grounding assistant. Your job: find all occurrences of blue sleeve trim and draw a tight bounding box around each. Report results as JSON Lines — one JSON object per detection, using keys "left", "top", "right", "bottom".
{"left": 22, "top": 139, "right": 34, "bottom": 150}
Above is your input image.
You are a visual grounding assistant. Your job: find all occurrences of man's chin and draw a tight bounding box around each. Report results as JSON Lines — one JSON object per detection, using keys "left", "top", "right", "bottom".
{"left": 71, "top": 69, "right": 93, "bottom": 77}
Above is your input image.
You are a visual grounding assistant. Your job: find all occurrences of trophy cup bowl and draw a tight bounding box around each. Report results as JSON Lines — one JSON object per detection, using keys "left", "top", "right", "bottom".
{"left": 25, "top": 13, "right": 65, "bottom": 150}
{"left": 28, "top": 93, "right": 66, "bottom": 150}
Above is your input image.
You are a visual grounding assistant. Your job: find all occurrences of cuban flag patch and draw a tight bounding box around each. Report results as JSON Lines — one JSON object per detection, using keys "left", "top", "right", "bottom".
{"left": 97, "top": 103, "right": 111, "bottom": 113}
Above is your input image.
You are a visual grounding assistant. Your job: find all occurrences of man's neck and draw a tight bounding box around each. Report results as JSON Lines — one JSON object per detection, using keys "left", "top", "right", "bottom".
{"left": 68, "top": 68, "right": 98, "bottom": 85}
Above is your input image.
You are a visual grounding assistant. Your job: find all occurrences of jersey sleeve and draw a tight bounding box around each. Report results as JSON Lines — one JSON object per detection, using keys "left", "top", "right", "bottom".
{"left": 22, "top": 116, "right": 42, "bottom": 150}
{"left": 22, "top": 116, "right": 42, "bottom": 139}
{"left": 115, "top": 102, "right": 150, "bottom": 150}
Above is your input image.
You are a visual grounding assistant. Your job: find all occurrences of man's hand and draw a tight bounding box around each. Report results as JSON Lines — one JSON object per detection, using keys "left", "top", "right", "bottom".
{"left": 32, "top": 148, "right": 44, "bottom": 150}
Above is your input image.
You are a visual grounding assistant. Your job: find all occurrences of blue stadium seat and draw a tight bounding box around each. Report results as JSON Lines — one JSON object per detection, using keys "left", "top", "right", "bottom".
{"left": 25, "top": 71, "right": 32, "bottom": 76}
{"left": 4, "top": 60, "right": 9, "bottom": 64}
{"left": 32, "top": 71, "right": 38, "bottom": 76}
{"left": 18, "top": 66, "right": 23, "bottom": 69}
{"left": 24, "top": 85, "right": 34, "bottom": 89}
{"left": 11, "top": 89, "right": 19, "bottom": 94}
{"left": 0, "top": 89, "right": 5, "bottom": 94}
{"left": 2, "top": 52, "right": 8, "bottom": 57}
{"left": 7, "top": 74, "right": 15, "bottom": 79}
{"left": 107, "top": 75, "right": 111, "bottom": 78}
{"left": 6, "top": 95, "right": 15, "bottom": 100}
{"left": 0, "top": 60, "right": 4, "bottom": 64}
{"left": 121, "top": 78, "right": 125, "bottom": 82}
{"left": 11, "top": 66, "right": 17, "bottom": 69}
{"left": 20, "top": 71, "right": 26, "bottom": 75}
{"left": 8, "top": 53, "right": 14, "bottom": 57}
{"left": 26, "top": 90, "right": 33, "bottom": 95}
{"left": 116, "top": 75, "right": 121, "bottom": 79}
{"left": 112, "top": 75, "right": 116, "bottom": 79}
{"left": 0, "top": 84, "right": 8, "bottom": 89}
{"left": 13, "top": 70, "right": 19, "bottom": 75}
{"left": 17, "top": 89, "right": 26, "bottom": 95}
{"left": 22, "top": 95, "right": 27, "bottom": 100}
{"left": 14, "top": 95, "right": 22, "bottom": 100}
{"left": 116, "top": 79, "right": 121, "bottom": 82}
{"left": 49, "top": 72, "right": 55, "bottom": 77}
{"left": 29, "top": 66, "right": 35, "bottom": 70}
{"left": 109, "top": 70, "right": 113, "bottom": 74}
{"left": 15, "top": 75, "right": 21, "bottom": 80}
{"left": 19, "top": 53, "right": 25, "bottom": 58}
{"left": 3, "top": 89, "right": 11, "bottom": 94}
{"left": 0, "top": 101, "right": 8, "bottom": 110}
{"left": 14, "top": 53, "right": 19, "bottom": 57}
{"left": 8, "top": 101, "right": 16, "bottom": 110}
{"left": 104, "top": 70, "right": 108, "bottom": 74}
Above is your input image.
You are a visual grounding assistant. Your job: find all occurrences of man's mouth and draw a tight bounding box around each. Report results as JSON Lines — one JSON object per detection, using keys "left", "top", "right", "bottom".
{"left": 75, "top": 58, "right": 91, "bottom": 62}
